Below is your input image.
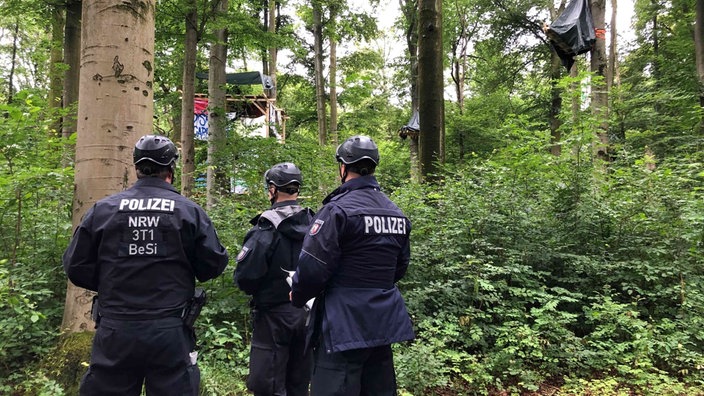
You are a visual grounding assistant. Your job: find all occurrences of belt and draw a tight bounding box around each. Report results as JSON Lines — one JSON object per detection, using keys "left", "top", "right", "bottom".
{"left": 99, "top": 308, "right": 183, "bottom": 321}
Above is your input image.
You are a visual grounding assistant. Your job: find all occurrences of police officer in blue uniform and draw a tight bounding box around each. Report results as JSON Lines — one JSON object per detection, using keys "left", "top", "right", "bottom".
{"left": 290, "top": 135, "right": 414, "bottom": 395}
{"left": 235, "top": 162, "right": 314, "bottom": 396}
{"left": 63, "top": 134, "right": 229, "bottom": 396}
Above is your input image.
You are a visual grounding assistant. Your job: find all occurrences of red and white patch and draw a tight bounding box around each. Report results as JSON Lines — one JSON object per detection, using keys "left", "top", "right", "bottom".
{"left": 309, "top": 219, "right": 325, "bottom": 236}
{"left": 236, "top": 246, "right": 250, "bottom": 261}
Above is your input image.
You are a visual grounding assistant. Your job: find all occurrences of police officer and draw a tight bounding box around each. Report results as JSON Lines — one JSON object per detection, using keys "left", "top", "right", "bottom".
{"left": 235, "top": 162, "right": 314, "bottom": 396}
{"left": 291, "top": 135, "right": 414, "bottom": 395}
{"left": 63, "top": 134, "right": 229, "bottom": 396}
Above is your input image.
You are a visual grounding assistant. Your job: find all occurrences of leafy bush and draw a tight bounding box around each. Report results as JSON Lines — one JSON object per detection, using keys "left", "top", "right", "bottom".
{"left": 199, "top": 360, "right": 248, "bottom": 395}
{"left": 0, "top": 262, "right": 61, "bottom": 378}
{"left": 391, "top": 125, "right": 704, "bottom": 393}
{"left": 0, "top": 370, "right": 65, "bottom": 396}
{"left": 395, "top": 341, "right": 450, "bottom": 394}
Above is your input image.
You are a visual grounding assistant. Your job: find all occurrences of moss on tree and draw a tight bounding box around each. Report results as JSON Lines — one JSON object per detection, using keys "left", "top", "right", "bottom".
{"left": 41, "top": 331, "right": 93, "bottom": 394}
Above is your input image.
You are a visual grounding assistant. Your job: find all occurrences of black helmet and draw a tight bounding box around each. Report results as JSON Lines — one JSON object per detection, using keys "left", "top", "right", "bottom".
{"left": 264, "top": 162, "right": 303, "bottom": 187}
{"left": 133, "top": 135, "right": 179, "bottom": 166}
{"left": 335, "top": 135, "right": 379, "bottom": 165}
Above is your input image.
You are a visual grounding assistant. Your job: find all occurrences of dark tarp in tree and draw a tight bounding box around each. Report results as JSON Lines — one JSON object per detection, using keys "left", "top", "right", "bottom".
{"left": 544, "top": 0, "right": 596, "bottom": 71}
{"left": 399, "top": 109, "right": 420, "bottom": 139}
{"left": 196, "top": 71, "right": 274, "bottom": 90}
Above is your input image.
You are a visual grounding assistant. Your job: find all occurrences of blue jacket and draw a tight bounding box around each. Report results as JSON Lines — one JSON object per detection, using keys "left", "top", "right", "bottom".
{"left": 291, "top": 176, "right": 414, "bottom": 353}
{"left": 63, "top": 177, "right": 229, "bottom": 319}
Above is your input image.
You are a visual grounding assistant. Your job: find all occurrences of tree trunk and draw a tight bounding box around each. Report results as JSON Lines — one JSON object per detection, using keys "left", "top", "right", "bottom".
{"left": 571, "top": 63, "right": 579, "bottom": 121}
{"left": 206, "top": 0, "right": 228, "bottom": 210}
{"left": 590, "top": 0, "right": 609, "bottom": 160}
{"left": 7, "top": 22, "right": 19, "bottom": 103}
{"left": 609, "top": 0, "right": 625, "bottom": 141}
{"left": 268, "top": 0, "right": 278, "bottom": 96}
{"left": 652, "top": 1, "right": 660, "bottom": 82}
{"left": 262, "top": 1, "right": 269, "bottom": 78}
{"left": 449, "top": 5, "right": 468, "bottom": 114}
{"left": 402, "top": 0, "right": 420, "bottom": 182}
{"left": 695, "top": 0, "right": 704, "bottom": 132}
{"left": 49, "top": 4, "right": 65, "bottom": 136}
{"left": 417, "top": 0, "right": 444, "bottom": 179}
{"left": 62, "top": 0, "right": 155, "bottom": 333}
{"left": 449, "top": 11, "right": 467, "bottom": 161}
{"left": 181, "top": 0, "right": 198, "bottom": 197}
{"left": 62, "top": 0, "right": 81, "bottom": 140}
{"left": 312, "top": 1, "right": 327, "bottom": 145}
{"left": 329, "top": 38, "right": 338, "bottom": 145}
{"left": 607, "top": 0, "right": 617, "bottom": 93}
{"left": 451, "top": 52, "right": 462, "bottom": 112}
{"left": 651, "top": 0, "right": 661, "bottom": 116}
{"left": 548, "top": 0, "right": 566, "bottom": 156}
{"left": 549, "top": 50, "right": 563, "bottom": 157}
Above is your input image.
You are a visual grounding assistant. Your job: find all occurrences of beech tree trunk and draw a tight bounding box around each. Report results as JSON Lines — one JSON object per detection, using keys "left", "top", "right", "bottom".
{"left": 62, "top": 0, "right": 155, "bottom": 333}
{"left": 402, "top": 0, "right": 420, "bottom": 182}
{"left": 417, "top": 0, "right": 444, "bottom": 179}
{"left": 609, "top": 0, "right": 626, "bottom": 141}
{"left": 449, "top": 5, "right": 470, "bottom": 161}
{"left": 590, "top": 0, "right": 609, "bottom": 160}
{"left": 62, "top": 0, "right": 82, "bottom": 140}
{"left": 607, "top": 0, "right": 618, "bottom": 93}
{"left": 181, "top": 0, "right": 198, "bottom": 197}
{"left": 312, "top": 2, "right": 327, "bottom": 145}
{"left": 548, "top": 0, "right": 566, "bottom": 156}
{"left": 7, "top": 22, "right": 19, "bottom": 103}
{"left": 206, "top": 0, "right": 228, "bottom": 210}
{"left": 268, "top": 0, "right": 278, "bottom": 96}
{"left": 329, "top": 38, "right": 338, "bottom": 145}
{"left": 49, "top": 4, "right": 65, "bottom": 136}
{"left": 549, "top": 50, "right": 563, "bottom": 157}
{"left": 695, "top": 0, "right": 704, "bottom": 132}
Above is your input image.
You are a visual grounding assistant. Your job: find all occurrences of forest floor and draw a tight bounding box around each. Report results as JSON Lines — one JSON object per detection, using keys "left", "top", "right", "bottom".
{"left": 425, "top": 381, "right": 644, "bottom": 396}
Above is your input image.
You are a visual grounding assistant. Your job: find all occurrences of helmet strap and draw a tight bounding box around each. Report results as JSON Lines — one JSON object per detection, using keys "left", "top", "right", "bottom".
{"left": 167, "top": 163, "right": 176, "bottom": 184}
{"left": 339, "top": 162, "right": 349, "bottom": 184}
{"left": 268, "top": 185, "right": 278, "bottom": 205}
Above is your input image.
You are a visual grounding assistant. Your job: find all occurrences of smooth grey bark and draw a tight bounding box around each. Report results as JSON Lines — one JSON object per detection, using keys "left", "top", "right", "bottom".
{"left": 590, "top": 0, "right": 609, "bottom": 160}
{"left": 180, "top": 0, "right": 198, "bottom": 197}
{"left": 206, "top": 0, "right": 228, "bottom": 210}
{"left": 417, "top": 0, "right": 445, "bottom": 179}
{"left": 695, "top": 0, "right": 704, "bottom": 132}
{"left": 313, "top": 2, "right": 327, "bottom": 145}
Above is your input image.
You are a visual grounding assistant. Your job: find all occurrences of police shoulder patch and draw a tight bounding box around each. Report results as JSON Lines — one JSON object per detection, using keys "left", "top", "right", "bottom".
{"left": 309, "top": 219, "right": 324, "bottom": 236}
{"left": 236, "top": 246, "right": 250, "bottom": 262}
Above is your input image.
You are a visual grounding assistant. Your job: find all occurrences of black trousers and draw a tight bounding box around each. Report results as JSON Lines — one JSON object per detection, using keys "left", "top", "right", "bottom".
{"left": 247, "top": 303, "right": 312, "bottom": 396}
{"left": 79, "top": 317, "right": 199, "bottom": 396}
{"left": 310, "top": 344, "right": 397, "bottom": 396}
